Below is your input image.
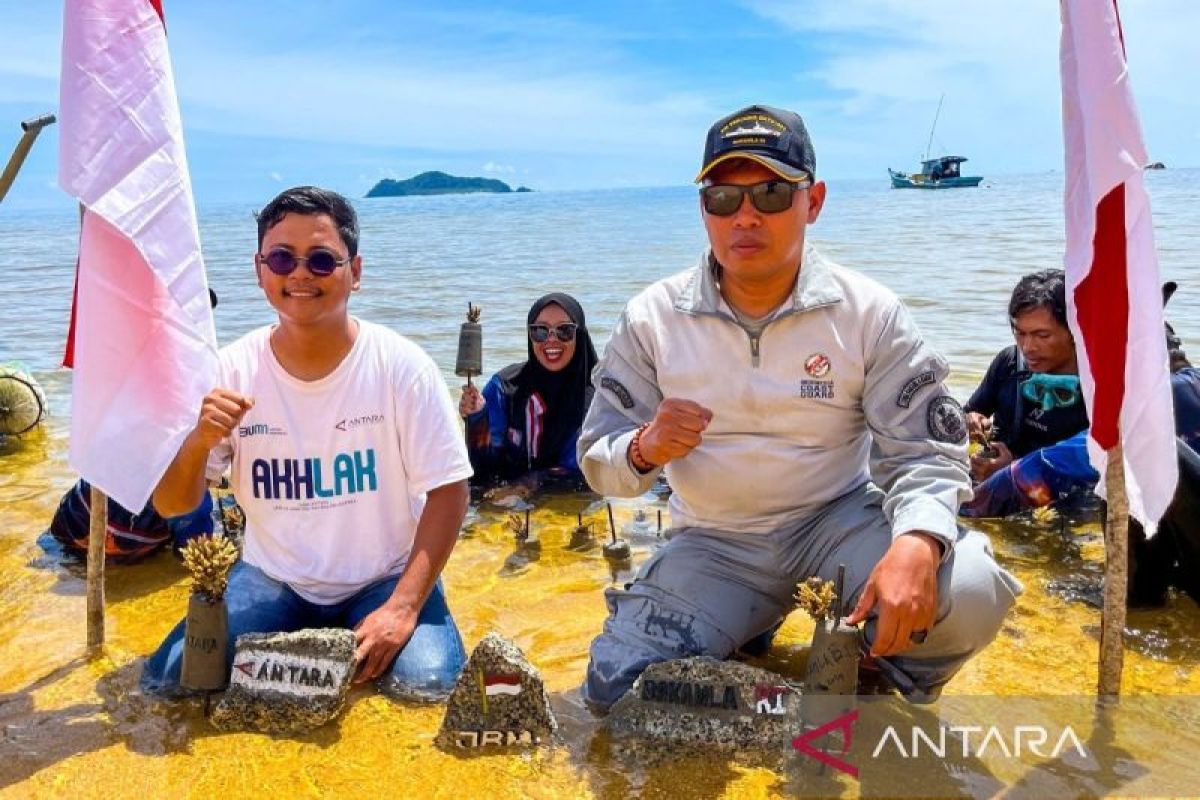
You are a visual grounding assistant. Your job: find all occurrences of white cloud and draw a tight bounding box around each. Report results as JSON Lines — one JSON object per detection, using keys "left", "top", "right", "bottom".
{"left": 268, "top": 171, "right": 282, "bottom": 182}
{"left": 175, "top": 54, "right": 704, "bottom": 160}
{"left": 146, "top": 5, "right": 731, "bottom": 193}
{"left": 6, "top": 0, "right": 1194, "bottom": 192}
{"left": 1, "top": 2, "right": 710, "bottom": 178}
{"left": 742, "top": 0, "right": 1200, "bottom": 174}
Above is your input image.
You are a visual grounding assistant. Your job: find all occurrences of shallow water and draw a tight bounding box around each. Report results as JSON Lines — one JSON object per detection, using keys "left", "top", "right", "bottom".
{"left": 2, "top": 171, "right": 1200, "bottom": 797}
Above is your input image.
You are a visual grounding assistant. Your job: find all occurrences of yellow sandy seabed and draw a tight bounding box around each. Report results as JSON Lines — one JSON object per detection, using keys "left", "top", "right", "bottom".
{"left": 1, "top": 425, "right": 1198, "bottom": 799}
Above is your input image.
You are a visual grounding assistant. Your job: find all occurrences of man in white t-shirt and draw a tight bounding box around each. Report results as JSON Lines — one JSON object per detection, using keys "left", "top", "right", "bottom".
{"left": 142, "top": 186, "right": 473, "bottom": 699}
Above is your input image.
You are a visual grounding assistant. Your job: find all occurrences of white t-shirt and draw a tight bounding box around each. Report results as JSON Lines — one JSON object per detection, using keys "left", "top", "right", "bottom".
{"left": 206, "top": 319, "right": 472, "bottom": 603}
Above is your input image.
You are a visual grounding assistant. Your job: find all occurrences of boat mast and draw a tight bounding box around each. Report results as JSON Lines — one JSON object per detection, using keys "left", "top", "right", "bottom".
{"left": 923, "top": 93, "right": 945, "bottom": 162}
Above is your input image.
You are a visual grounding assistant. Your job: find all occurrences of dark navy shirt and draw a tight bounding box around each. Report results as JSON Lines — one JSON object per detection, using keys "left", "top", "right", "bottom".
{"left": 464, "top": 372, "right": 583, "bottom": 486}
{"left": 966, "top": 345, "right": 1090, "bottom": 458}
{"left": 963, "top": 365, "right": 1200, "bottom": 521}
{"left": 1172, "top": 367, "right": 1200, "bottom": 451}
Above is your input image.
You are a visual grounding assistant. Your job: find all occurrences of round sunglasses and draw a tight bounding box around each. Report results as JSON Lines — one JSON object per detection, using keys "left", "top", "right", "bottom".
{"left": 700, "top": 179, "right": 810, "bottom": 217}
{"left": 528, "top": 323, "right": 578, "bottom": 343}
{"left": 259, "top": 248, "right": 350, "bottom": 277}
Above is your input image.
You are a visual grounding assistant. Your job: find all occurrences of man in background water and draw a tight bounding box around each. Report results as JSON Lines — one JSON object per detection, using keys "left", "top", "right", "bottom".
{"left": 578, "top": 104, "right": 1021, "bottom": 708}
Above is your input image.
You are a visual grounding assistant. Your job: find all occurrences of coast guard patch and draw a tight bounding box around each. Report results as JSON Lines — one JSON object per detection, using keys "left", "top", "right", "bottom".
{"left": 799, "top": 380, "right": 835, "bottom": 399}
{"left": 601, "top": 376, "right": 635, "bottom": 409}
{"left": 804, "top": 353, "right": 831, "bottom": 378}
{"left": 896, "top": 370, "right": 936, "bottom": 408}
{"left": 927, "top": 396, "right": 967, "bottom": 443}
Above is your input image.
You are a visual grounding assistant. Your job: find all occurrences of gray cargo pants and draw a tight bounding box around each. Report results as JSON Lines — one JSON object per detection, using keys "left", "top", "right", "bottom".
{"left": 583, "top": 483, "right": 1022, "bottom": 709}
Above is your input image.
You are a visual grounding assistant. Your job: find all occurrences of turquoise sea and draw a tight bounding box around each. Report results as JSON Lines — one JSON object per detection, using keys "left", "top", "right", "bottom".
{"left": 4, "top": 169, "right": 1199, "bottom": 423}
{"left": 3, "top": 171, "right": 1200, "bottom": 798}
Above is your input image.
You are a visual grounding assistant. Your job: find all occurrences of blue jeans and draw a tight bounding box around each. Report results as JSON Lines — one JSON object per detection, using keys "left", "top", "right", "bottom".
{"left": 141, "top": 561, "right": 466, "bottom": 701}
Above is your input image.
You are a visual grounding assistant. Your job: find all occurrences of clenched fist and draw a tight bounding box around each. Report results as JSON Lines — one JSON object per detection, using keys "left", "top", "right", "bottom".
{"left": 635, "top": 398, "right": 714, "bottom": 468}
{"left": 459, "top": 383, "right": 485, "bottom": 418}
{"left": 193, "top": 388, "right": 254, "bottom": 450}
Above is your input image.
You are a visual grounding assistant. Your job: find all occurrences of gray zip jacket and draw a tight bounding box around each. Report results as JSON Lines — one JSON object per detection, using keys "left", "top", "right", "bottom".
{"left": 578, "top": 246, "right": 970, "bottom": 554}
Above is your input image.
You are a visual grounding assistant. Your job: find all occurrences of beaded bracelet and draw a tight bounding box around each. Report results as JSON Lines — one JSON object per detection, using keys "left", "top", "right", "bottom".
{"left": 629, "top": 423, "right": 656, "bottom": 473}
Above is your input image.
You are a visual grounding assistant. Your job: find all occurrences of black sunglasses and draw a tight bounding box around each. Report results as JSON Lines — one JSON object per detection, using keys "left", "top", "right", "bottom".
{"left": 259, "top": 248, "right": 350, "bottom": 277}
{"left": 700, "top": 179, "right": 810, "bottom": 217}
{"left": 529, "top": 323, "right": 578, "bottom": 343}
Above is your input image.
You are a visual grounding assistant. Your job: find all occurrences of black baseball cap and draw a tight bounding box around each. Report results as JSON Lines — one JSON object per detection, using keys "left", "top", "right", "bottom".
{"left": 696, "top": 104, "right": 816, "bottom": 184}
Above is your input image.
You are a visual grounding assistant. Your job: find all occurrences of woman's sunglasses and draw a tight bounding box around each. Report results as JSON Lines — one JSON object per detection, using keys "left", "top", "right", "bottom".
{"left": 529, "top": 323, "right": 578, "bottom": 343}
{"left": 259, "top": 248, "right": 350, "bottom": 277}
{"left": 700, "top": 179, "right": 810, "bottom": 217}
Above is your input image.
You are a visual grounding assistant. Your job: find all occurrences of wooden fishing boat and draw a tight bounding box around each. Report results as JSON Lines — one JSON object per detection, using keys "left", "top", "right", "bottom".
{"left": 888, "top": 95, "right": 983, "bottom": 189}
{"left": 889, "top": 156, "right": 983, "bottom": 189}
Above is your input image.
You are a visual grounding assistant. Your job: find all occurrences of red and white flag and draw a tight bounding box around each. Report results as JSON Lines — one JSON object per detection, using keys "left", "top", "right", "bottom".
{"left": 1061, "top": 0, "right": 1177, "bottom": 533}
{"left": 484, "top": 674, "right": 522, "bottom": 696}
{"left": 59, "top": 0, "right": 217, "bottom": 512}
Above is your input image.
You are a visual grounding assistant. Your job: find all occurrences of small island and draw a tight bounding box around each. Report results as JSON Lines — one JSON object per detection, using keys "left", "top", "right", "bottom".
{"left": 366, "top": 171, "right": 532, "bottom": 198}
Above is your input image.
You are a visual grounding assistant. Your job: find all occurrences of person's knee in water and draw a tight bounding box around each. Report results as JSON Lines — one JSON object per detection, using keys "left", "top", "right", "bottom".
{"left": 576, "top": 104, "right": 1018, "bottom": 710}
{"left": 141, "top": 186, "right": 472, "bottom": 697}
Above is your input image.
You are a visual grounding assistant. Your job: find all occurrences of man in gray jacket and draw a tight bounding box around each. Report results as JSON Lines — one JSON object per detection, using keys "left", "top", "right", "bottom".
{"left": 579, "top": 104, "right": 1020, "bottom": 709}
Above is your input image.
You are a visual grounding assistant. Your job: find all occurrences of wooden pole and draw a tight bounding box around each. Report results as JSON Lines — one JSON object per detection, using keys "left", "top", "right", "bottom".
{"left": 1097, "top": 442, "right": 1128, "bottom": 696}
{"left": 0, "top": 114, "right": 56, "bottom": 205}
{"left": 86, "top": 483, "right": 107, "bottom": 650}
{"left": 77, "top": 200, "right": 106, "bottom": 652}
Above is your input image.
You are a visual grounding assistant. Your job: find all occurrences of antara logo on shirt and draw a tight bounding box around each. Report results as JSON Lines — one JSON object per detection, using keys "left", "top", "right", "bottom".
{"left": 334, "top": 414, "right": 384, "bottom": 432}
{"left": 251, "top": 448, "right": 378, "bottom": 499}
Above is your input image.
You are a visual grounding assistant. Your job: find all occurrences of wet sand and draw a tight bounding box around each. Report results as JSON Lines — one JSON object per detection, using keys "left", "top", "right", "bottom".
{"left": 1, "top": 418, "right": 1198, "bottom": 798}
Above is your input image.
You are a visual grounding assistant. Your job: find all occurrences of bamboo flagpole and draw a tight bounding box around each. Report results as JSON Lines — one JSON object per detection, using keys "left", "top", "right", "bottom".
{"left": 1060, "top": 0, "right": 1179, "bottom": 698}
{"left": 60, "top": 0, "right": 219, "bottom": 651}
{"left": 78, "top": 199, "right": 106, "bottom": 652}
{"left": 86, "top": 484, "right": 106, "bottom": 649}
{"left": 0, "top": 114, "right": 56, "bottom": 205}
{"left": 1097, "top": 445, "right": 1128, "bottom": 696}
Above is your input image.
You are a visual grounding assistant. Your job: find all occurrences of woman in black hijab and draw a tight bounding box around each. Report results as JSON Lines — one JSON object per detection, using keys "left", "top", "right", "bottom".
{"left": 460, "top": 293, "right": 598, "bottom": 488}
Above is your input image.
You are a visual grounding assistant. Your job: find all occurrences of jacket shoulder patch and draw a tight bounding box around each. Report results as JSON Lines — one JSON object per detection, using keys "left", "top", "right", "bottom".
{"left": 601, "top": 376, "right": 636, "bottom": 409}
{"left": 927, "top": 395, "right": 967, "bottom": 443}
{"left": 897, "top": 370, "right": 936, "bottom": 408}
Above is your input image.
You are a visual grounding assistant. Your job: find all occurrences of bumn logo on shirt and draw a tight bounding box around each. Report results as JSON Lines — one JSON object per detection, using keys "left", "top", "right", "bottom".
{"left": 239, "top": 422, "right": 287, "bottom": 438}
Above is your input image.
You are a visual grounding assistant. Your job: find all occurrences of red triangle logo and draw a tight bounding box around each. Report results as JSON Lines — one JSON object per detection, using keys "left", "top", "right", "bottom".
{"left": 791, "top": 708, "right": 859, "bottom": 779}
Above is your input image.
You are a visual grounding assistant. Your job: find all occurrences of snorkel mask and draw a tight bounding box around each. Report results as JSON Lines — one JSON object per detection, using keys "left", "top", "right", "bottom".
{"left": 1020, "top": 373, "right": 1081, "bottom": 411}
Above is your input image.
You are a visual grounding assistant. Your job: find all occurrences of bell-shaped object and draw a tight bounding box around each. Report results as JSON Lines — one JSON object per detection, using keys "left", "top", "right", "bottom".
{"left": 804, "top": 617, "right": 860, "bottom": 694}
{"left": 568, "top": 512, "right": 594, "bottom": 550}
{"left": 602, "top": 538, "right": 631, "bottom": 561}
{"left": 456, "top": 303, "right": 483, "bottom": 379}
{"left": 180, "top": 593, "right": 229, "bottom": 691}
{"left": 803, "top": 565, "right": 860, "bottom": 695}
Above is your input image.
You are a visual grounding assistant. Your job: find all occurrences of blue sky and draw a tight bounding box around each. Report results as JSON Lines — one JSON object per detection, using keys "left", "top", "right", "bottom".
{"left": 1, "top": 0, "right": 1198, "bottom": 208}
